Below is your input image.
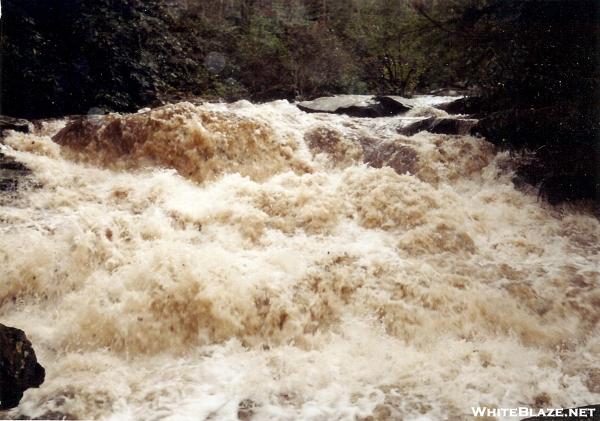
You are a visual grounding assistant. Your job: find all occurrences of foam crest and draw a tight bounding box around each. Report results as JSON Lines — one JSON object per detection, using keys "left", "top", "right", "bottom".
{"left": 53, "top": 103, "right": 312, "bottom": 183}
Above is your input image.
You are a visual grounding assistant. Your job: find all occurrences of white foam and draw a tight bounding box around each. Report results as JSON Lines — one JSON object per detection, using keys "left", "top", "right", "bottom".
{"left": 1, "top": 99, "right": 598, "bottom": 420}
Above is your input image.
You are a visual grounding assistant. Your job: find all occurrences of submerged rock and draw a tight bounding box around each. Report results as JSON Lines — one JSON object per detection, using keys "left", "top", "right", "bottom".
{"left": 0, "top": 324, "right": 45, "bottom": 409}
{"left": 398, "top": 117, "right": 478, "bottom": 136}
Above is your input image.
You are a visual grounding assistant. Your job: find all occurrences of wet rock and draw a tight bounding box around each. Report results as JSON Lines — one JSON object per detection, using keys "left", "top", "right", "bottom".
{"left": 297, "top": 95, "right": 375, "bottom": 114}
{"left": 429, "top": 118, "right": 478, "bottom": 135}
{"left": 398, "top": 117, "right": 478, "bottom": 136}
{"left": 376, "top": 95, "right": 415, "bottom": 113}
{"left": 436, "top": 96, "right": 485, "bottom": 116}
{"left": 0, "top": 116, "right": 30, "bottom": 137}
{"left": 0, "top": 152, "right": 31, "bottom": 192}
{"left": 335, "top": 103, "right": 388, "bottom": 118}
{"left": 397, "top": 118, "right": 435, "bottom": 136}
{"left": 0, "top": 324, "right": 45, "bottom": 409}
{"left": 297, "top": 95, "right": 413, "bottom": 117}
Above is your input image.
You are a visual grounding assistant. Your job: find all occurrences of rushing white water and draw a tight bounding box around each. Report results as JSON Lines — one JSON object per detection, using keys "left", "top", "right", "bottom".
{"left": 0, "top": 99, "right": 598, "bottom": 420}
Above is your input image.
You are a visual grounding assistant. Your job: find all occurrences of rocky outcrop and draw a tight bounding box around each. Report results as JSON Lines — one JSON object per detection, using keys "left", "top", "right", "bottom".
{"left": 0, "top": 324, "right": 45, "bottom": 409}
{"left": 374, "top": 96, "right": 415, "bottom": 114}
{"left": 297, "top": 95, "right": 414, "bottom": 117}
{"left": 398, "top": 117, "right": 478, "bottom": 136}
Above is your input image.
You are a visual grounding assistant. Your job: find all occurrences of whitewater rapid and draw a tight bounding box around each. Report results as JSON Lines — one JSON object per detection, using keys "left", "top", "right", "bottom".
{"left": 0, "top": 99, "right": 598, "bottom": 420}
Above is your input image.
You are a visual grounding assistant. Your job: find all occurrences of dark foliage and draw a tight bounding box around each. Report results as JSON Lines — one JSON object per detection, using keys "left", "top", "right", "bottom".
{"left": 1, "top": 0, "right": 598, "bottom": 203}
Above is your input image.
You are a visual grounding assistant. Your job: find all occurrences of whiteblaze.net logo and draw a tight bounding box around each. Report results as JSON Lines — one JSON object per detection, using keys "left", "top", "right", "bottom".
{"left": 471, "top": 406, "right": 597, "bottom": 418}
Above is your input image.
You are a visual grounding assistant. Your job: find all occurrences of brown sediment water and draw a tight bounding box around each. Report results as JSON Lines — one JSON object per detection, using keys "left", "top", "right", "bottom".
{"left": 0, "top": 99, "right": 598, "bottom": 420}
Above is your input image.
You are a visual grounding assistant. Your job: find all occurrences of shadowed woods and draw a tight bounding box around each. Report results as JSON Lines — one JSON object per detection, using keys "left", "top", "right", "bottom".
{"left": 1, "top": 0, "right": 598, "bottom": 203}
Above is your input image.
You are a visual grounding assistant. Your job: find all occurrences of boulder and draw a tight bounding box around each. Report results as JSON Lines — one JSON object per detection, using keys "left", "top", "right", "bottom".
{"left": 436, "top": 96, "right": 485, "bottom": 116}
{"left": 376, "top": 95, "right": 415, "bottom": 113}
{"left": 397, "top": 117, "right": 435, "bottom": 136}
{"left": 0, "top": 116, "right": 30, "bottom": 137}
{"left": 0, "top": 324, "right": 45, "bottom": 409}
{"left": 335, "top": 103, "right": 388, "bottom": 118}
{"left": 297, "top": 95, "right": 413, "bottom": 117}
{"left": 429, "top": 118, "right": 478, "bottom": 135}
{"left": 297, "top": 95, "right": 375, "bottom": 114}
{"left": 398, "top": 117, "right": 478, "bottom": 136}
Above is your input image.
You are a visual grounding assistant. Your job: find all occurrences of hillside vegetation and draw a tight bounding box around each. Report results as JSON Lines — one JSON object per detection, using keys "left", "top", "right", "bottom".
{"left": 1, "top": 0, "right": 598, "bottom": 203}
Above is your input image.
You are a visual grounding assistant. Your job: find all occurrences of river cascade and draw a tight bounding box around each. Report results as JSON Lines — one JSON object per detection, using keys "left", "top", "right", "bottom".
{"left": 0, "top": 97, "right": 598, "bottom": 420}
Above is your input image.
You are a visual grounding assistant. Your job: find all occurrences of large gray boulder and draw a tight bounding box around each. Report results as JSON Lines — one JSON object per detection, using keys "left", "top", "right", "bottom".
{"left": 297, "top": 95, "right": 414, "bottom": 117}
{"left": 0, "top": 324, "right": 45, "bottom": 409}
{"left": 297, "top": 95, "right": 375, "bottom": 114}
